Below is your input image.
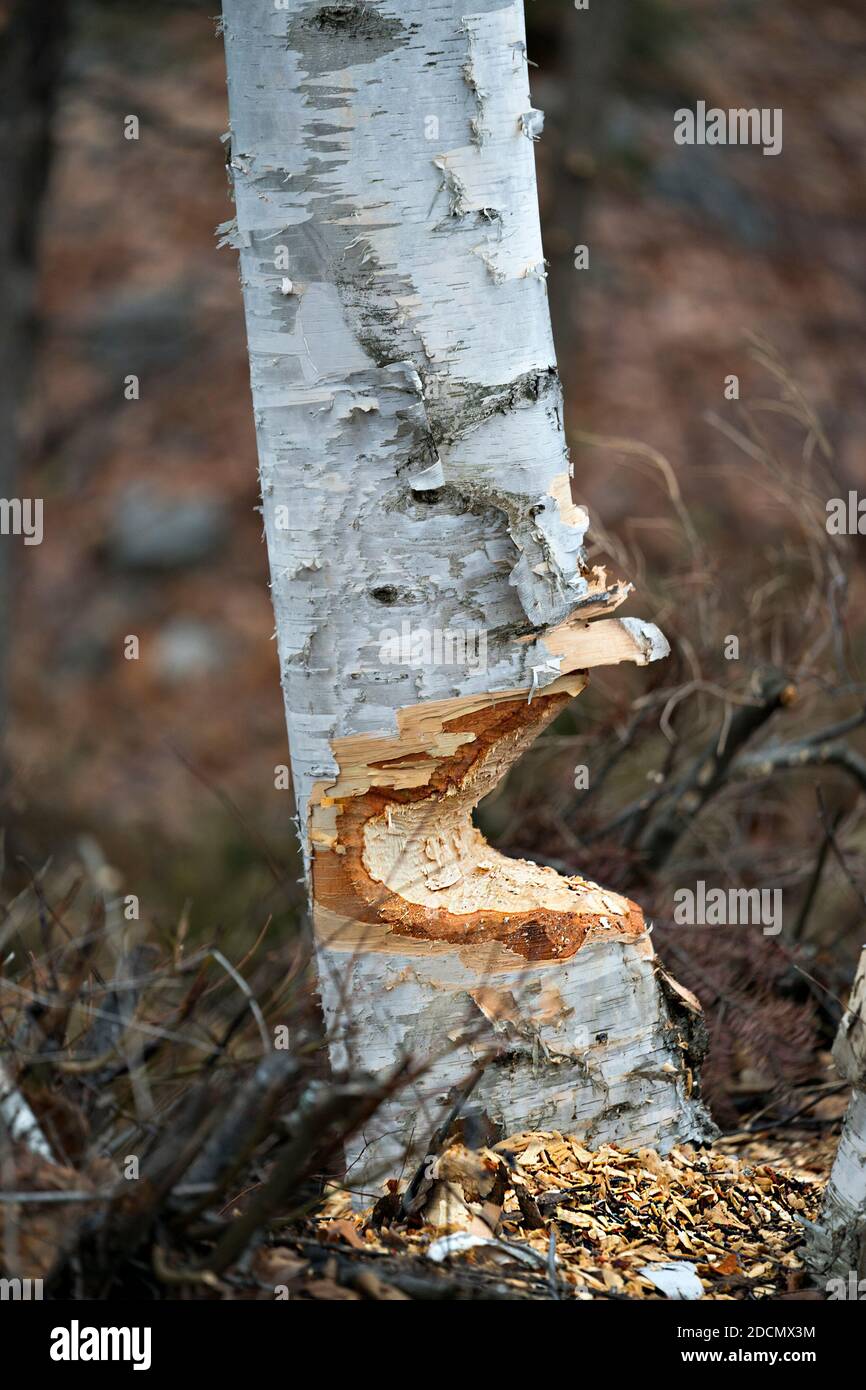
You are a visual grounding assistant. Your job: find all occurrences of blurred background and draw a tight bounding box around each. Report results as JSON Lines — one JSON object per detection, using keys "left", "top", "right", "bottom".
{"left": 2, "top": 0, "right": 866, "bottom": 1127}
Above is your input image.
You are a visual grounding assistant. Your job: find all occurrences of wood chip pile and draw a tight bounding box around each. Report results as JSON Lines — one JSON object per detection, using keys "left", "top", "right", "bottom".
{"left": 301, "top": 1131, "right": 824, "bottom": 1300}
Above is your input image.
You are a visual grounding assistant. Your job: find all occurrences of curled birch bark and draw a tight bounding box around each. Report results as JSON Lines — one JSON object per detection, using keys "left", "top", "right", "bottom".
{"left": 220, "top": 0, "right": 713, "bottom": 1184}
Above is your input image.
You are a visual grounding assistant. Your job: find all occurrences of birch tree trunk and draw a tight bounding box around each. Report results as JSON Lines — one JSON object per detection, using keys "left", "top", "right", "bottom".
{"left": 807, "top": 948, "right": 866, "bottom": 1285}
{"left": 220, "top": 0, "right": 713, "bottom": 1186}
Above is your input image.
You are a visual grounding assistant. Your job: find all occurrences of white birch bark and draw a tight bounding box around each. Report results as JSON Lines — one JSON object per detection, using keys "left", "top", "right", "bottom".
{"left": 807, "top": 948, "right": 866, "bottom": 1283}
{"left": 220, "top": 0, "right": 713, "bottom": 1185}
{"left": 0, "top": 1061, "right": 53, "bottom": 1161}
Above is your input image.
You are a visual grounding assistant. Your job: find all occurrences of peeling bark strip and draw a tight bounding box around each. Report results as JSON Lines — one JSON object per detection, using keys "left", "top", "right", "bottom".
{"left": 220, "top": 0, "right": 710, "bottom": 1180}
{"left": 807, "top": 949, "right": 866, "bottom": 1281}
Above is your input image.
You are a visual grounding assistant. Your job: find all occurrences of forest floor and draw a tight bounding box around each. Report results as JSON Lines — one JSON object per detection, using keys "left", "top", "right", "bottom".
{"left": 9, "top": 1119, "right": 838, "bottom": 1301}
{"left": 288, "top": 1128, "right": 836, "bottom": 1302}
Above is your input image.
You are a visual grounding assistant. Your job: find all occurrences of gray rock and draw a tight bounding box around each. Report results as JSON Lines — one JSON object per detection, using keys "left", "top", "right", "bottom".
{"left": 107, "top": 482, "right": 228, "bottom": 571}
{"left": 652, "top": 147, "right": 777, "bottom": 250}
{"left": 81, "top": 283, "right": 199, "bottom": 374}
{"left": 151, "top": 618, "right": 224, "bottom": 683}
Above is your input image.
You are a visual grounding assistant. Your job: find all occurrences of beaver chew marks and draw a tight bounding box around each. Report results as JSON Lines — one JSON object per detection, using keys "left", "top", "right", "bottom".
{"left": 315, "top": 687, "right": 644, "bottom": 961}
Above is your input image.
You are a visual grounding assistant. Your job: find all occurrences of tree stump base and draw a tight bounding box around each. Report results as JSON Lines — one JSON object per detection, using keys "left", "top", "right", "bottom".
{"left": 317, "top": 910, "right": 715, "bottom": 1192}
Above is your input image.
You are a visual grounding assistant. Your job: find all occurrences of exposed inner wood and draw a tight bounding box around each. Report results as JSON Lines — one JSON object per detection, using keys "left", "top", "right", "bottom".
{"left": 312, "top": 676, "right": 644, "bottom": 962}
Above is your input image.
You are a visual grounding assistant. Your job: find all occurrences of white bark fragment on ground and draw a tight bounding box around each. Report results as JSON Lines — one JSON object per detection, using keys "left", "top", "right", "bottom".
{"left": 220, "top": 0, "right": 713, "bottom": 1183}
{"left": 807, "top": 948, "right": 866, "bottom": 1281}
{"left": 0, "top": 1060, "right": 53, "bottom": 1161}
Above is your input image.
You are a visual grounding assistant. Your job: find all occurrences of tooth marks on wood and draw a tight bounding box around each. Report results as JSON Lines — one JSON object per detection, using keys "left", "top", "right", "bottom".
{"left": 312, "top": 684, "right": 644, "bottom": 961}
